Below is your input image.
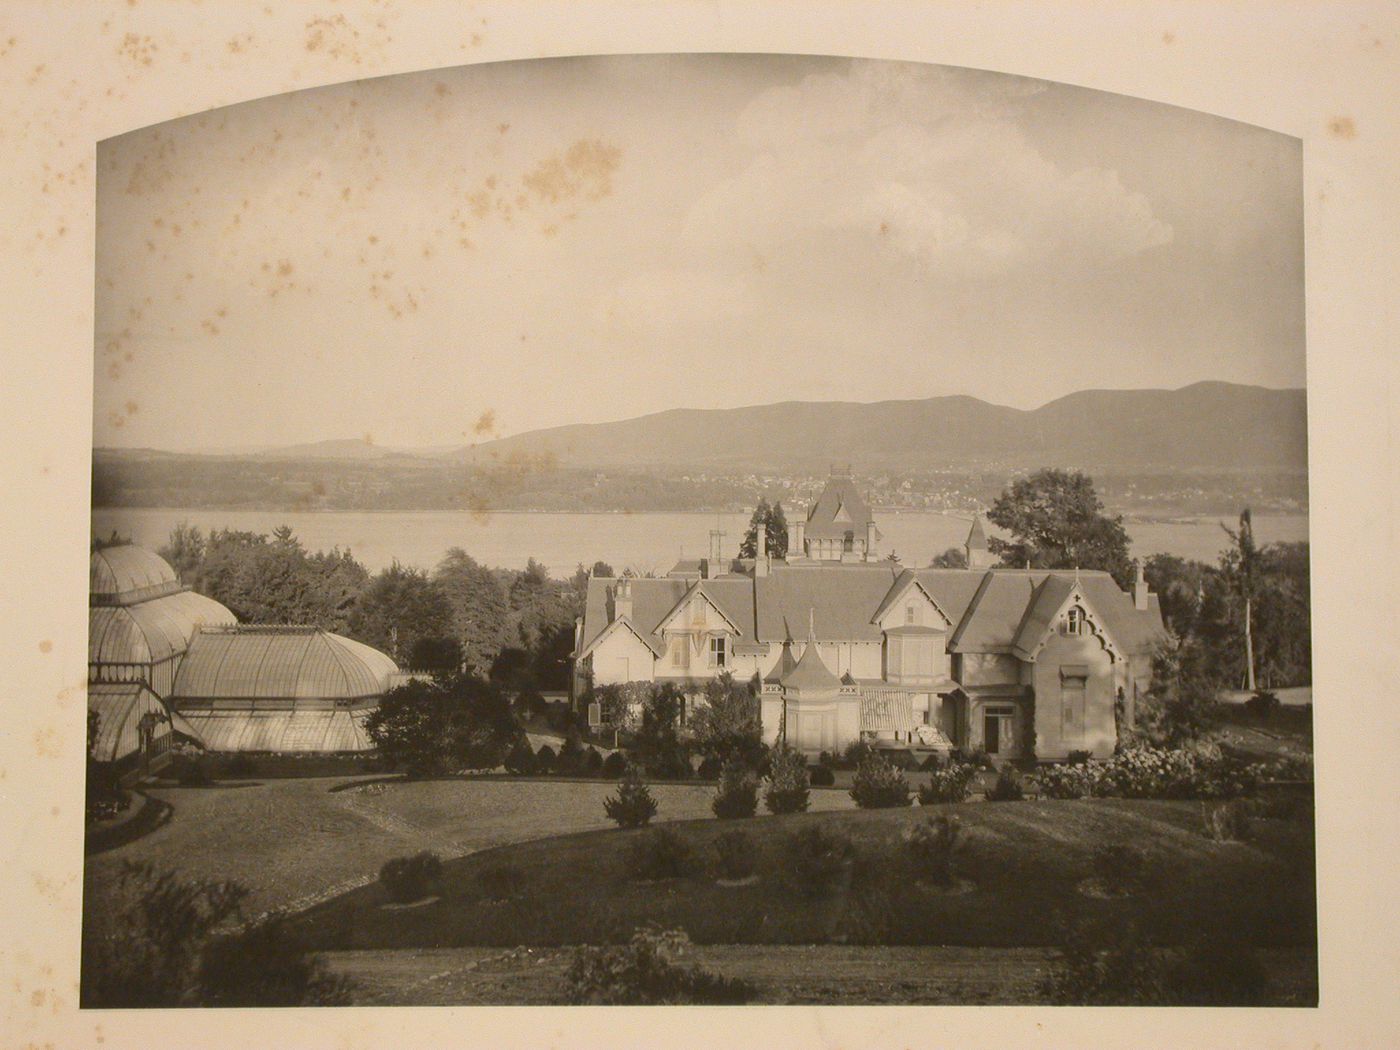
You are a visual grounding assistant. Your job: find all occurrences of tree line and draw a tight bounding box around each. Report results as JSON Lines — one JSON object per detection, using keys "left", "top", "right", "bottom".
{"left": 159, "top": 523, "right": 609, "bottom": 691}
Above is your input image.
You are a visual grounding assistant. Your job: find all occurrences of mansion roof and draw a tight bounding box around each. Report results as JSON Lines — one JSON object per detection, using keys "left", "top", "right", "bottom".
{"left": 580, "top": 561, "right": 1164, "bottom": 661}
{"left": 802, "top": 473, "right": 881, "bottom": 542}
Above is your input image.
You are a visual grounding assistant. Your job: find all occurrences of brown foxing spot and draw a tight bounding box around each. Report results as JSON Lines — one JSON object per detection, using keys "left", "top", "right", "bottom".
{"left": 1327, "top": 116, "right": 1356, "bottom": 139}
{"left": 125, "top": 400, "right": 138, "bottom": 415}
{"left": 1162, "top": 31, "right": 1175, "bottom": 44}
{"left": 38, "top": 640, "right": 52, "bottom": 653}
{"left": 473, "top": 409, "right": 497, "bottom": 436}
{"left": 522, "top": 139, "right": 622, "bottom": 205}
{"left": 117, "top": 32, "right": 157, "bottom": 66}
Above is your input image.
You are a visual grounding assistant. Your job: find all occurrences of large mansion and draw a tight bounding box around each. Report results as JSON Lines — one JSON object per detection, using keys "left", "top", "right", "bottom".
{"left": 573, "top": 473, "right": 1166, "bottom": 761}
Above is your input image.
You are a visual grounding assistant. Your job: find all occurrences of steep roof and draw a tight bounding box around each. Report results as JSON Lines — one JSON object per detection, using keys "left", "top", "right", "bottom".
{"left": 89, "top": 590, "right": 237, "bottom": 666}
{"left": 90, "top": 545, "right": 185, "bottom": 606}
{"left": 781, "top": 636, "right": 842, "bottom": 694}
{"left": 755, "top": 564, "right": 904, "bottom": 642}
{"left": 579, "top": 576, "right": 757, "bottom": 657}
{"left": 803, "top": 475, "right": 882, "bottom": 541}
{"left": 171, "top": 626, "right": 397, "bottom": 701}
{"left": 965, "top": 516, "right": 988, "bottom": 551}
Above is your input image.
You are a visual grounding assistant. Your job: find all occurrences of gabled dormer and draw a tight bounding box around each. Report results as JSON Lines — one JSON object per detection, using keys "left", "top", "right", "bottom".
{"left": 873, "top": 571, "right": 953, "bottom": 685}
{"left": 1012, "top": 576, "right": 1122, "bottom": 663}
{"left": 655, "top": 581, "right": 741, "bottom": 674}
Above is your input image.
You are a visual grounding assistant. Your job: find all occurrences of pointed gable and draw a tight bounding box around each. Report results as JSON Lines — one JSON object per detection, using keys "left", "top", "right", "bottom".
{"left": 803, "top": 474, "right": 880, "bottom": 541}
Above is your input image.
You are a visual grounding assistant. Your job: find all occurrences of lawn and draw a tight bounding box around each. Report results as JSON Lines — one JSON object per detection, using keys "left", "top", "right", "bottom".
{"left": 83, "top": 775, "right": 855, "bottom": 926}
{"left": 290, "top": 798, "right": 1317, "bottom": 954}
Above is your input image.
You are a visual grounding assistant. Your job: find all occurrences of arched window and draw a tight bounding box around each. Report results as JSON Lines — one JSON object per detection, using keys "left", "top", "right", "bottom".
{"left": 1066, "top": 607, "right": 1084, "bottom": 636}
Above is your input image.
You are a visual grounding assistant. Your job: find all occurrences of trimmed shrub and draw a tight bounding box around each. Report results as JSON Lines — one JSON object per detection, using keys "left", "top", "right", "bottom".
{"left": 565, "top": 926, "right": 753, "bottom": 1004}
{"left": 1244, "top": 690, "right": 1281, "bottom": 720}
{"left": 985, "top": 765, "right": 1026, "bottom": 802}
{"left": 552, "top": 735, "right": 581, "bottom": 774}
{"left": 783, "top": 825, "right": 855, "bottom": 897}
{"left": 840, "top": 739, "right": 877, "bottom": 770}
{"left": 534, "top": 744, "right": 557, "bottom": 774}
{"left": 604, "top": 765, "right": 658, "bottom": 828}
{"left": 903, "top": 814, "right": 961, "bottom": 886}
{"left": 849, "top": 753, "right": 913, "bottom": 809}
{"left": 953, "top": 747, "right": 995, "bottom": 769}
{"left": 197, "top": 914, "right": 352, "bottom": 1006}
{"left": 713, "top": 829, "right": 757, "bottom": 881}
{"left": 808, "top": 765, "right": 836, "bottom": 787}
{"left": 695, "top": 756, "right": 723, "bottom": 781}
{"left": 601, "top": 751, "right": 628, "bottom": 779}
{"left": 378, "top": 851, "right": 443, "bottom": 904}
{"left": 1037, "top": 762, "right": 1096, "bottom": 799}
{"left": 918, "top": 762, "right": 978, "bottom": 804}
{"left": 1201, "top": 799, "right": 1252, "bottom": 842}
{"left": 626, "top": 827, "right": 692, "bottom": 881}
{"left": 504, "top": 740, "right": 538, "bottom": 775}
{"left": 881, "top": 748, "right": 918, "bottom": 771}
{"left": 477, "top": 863, "right": 526, "bottom": 900}
{"left": 711, "top": 759, "right": 760, "bottom": 819}
{"left": 763, "top": 748, "right": 811, "bottom": 815}
{"left": 582, "top": 746, "right": 604, "bottom": 777}
{"left": 816, "top": 750, "right": 839, "bottom": 770}
{"left": 1067, "top": 749, "right": 1094, "bottom": 765}
{"left": 1092, "top": 844, "right": 1147, "bottom": 896}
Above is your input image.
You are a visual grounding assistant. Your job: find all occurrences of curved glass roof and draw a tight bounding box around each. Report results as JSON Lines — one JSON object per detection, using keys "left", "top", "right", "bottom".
{"left": 88, "top": 590, "right": 238, "bottom": 665}
{"left": 90, "top": 545, "right": 185, "bottom": 605}
{"left": 171, "top": 626, "right": 397, "bottom": 701}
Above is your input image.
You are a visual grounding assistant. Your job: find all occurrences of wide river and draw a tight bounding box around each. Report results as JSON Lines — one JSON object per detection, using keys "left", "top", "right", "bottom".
{"left": 91, "top": 507, "right": 1310, "bottom": 577}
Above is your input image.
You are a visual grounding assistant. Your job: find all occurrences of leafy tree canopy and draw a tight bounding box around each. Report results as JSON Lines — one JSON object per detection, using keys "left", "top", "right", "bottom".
{"left": 738, "top": 499, "right": 790, "bottom": 560}
{"left": 986, "top": 469, "right": 1133, "bottom": 587}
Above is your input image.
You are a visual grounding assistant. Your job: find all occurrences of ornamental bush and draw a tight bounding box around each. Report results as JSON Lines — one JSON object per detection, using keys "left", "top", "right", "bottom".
{"left": 918, "top": 761, "right": 978, "bottom": 804}
{"left": 604, "top": 765, "right": 659, "bottom": 828}
{"left": 601, "top": 751, "right": 628, "bottom": 779}
{"left": 197, "top": 914, "right": 352, "bottom": 1006}
{"left": 711, "top": 759, "right": 760, "bottom": 819}
{"left": 783, "top": 825, "right": 855, "bottom": 897}
{"left": 565, "top": 926, "right": 753, "bottom": 1005}
{"left": 985, "top": 765, "right": 1026, "bottom": 802}
{"left": 582, "top": 746, "right": 604, "bottom": 777}
{"left": 626, "top": 827, "right": 692, "bottom": 881}
{"left": 808, "top": 764, "right": 836, "bottom": 787}
{"left": 763, "top": 748, "right": 811, "bottom": 815}
{"left": 903, "top": 814, "right": 962, "bottom": 886}
{"left": 713, "top": 829, "right": 757, "bottom": 881}
{"left": 1245, "top": 690, "right": 1281, "bottom": 720}
{"left": 840, "top": 739, "right": 878, "bottom": 770}
{"left": 534, "top": 744, "right": 557, "bottom": 773}
{"left": 695, "top": 756, "right": 723, "bottom": 781}
{"left": 849, "top": 754, "right": 913, "bottom": 809}
{"left": 503, "top": 740, "right": 538, "bottom": 775}
{"left": 1037, "top": 762, "right": 1096, "bottom": 799}
{"left": 379, "top": 851, "right": 443, "bottom": 904}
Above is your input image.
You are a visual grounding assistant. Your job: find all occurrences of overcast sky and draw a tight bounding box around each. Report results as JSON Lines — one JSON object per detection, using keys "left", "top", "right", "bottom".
{"left": 94, "top": 54, "right": 1304, "bottom": 452}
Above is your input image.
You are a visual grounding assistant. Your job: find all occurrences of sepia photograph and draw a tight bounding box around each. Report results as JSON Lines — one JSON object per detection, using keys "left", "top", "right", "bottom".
{"left": 77, "top": 49, "right": 1321, "bottom": 1010}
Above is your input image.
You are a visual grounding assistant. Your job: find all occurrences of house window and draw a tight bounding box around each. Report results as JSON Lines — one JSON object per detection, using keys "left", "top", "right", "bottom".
{"left": 671, "top": 638, "right": 689, "bottom": 669}
{"left": 1066, "top": 607, "right": 1084, "bottom": 635}
{"left": 905, "top": 604, "right": 917, "bottom": 625}
{"left": 708, "top": 635, "right": 727, "bottom": 669}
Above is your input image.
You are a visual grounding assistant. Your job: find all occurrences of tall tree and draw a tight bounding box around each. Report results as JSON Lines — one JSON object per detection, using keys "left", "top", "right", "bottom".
{"left": 687, "top": 672, "right": 765, "bottom": 768}
{"left": 348, "top": 562, "right": 454, "bottom": 668}
{"left": 432, "top": 547, "right": 512, "bottom": 676}
{"left": 1219, "top": 509, "right": 1260, "bottom": 691}
{"left": 159, "top": 522, "right": 205, "bottom": 584}
{"left": 738, "top": 499, "right": 790, "bottom": 559}
{"left": 930, "top": 547, "right": 967, "bottom": 568}
{"left": 986, "top": 469, "right": 1133, "bottom": 587}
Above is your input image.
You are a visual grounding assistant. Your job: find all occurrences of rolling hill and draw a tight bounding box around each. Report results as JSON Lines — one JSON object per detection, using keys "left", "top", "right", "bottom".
{"left": 448, "top": 382, "right": 1307, "bottom": 473}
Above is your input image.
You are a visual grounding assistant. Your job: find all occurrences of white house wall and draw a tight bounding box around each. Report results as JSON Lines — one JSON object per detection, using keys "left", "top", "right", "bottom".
{"left": 589, "top": 628, "right": 657, "bottom": 686}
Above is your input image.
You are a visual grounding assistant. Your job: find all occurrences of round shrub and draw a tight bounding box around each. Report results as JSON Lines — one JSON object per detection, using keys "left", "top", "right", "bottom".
{"left": 583, "top": 746, "right": 604, "bottom": 777}
{"left": 763, "top": 748, "right": 811, "bottom": 814}
{"left": 783, "top": 825, "right": 855, "bottom": 897}
{"left": 626, "top": 827, "right": 692, "bottom": 880}
{"left": 985, "top": 765, "right": 1026, "bottom": 802}
{"left": 504, "top": 740, "right": 538, "bottom": 775}
{"left": 552, "top": 736, "right": 583, "bottom": 774}
{"left": 713, "top": 829, "right": 757, "bottom": 881}
{"left": 841, "top": 739, "right": 877, "bottom": 770}
{"left": 882, "top": 749, "right": 918, "bottom": 771}
{"left": 903, "top": 814, "right": 961, "bottom": 886}
{"left": 918, "top": 761, "right": 978, "bottom": 804}
{"left": 808, "top": 764, "right": 836, "bottom": 787}
{"left": 711, "top": 759, "right": 759, "bottom": 819}
{"left": 534, "top": 744, "right": 557, "bottom": 774}
{"left": 379, "top": 851, "right": 443, "bottom": 903}
{"left": 1037, "top": 762, "right": 1096, "bottom": 799}
{"left": 1244, "top": 691, "right": 1281, "bottom": 720}
{"left": 601, "top": 751, "right": 628, "bottom": 779}
{"left": 696, "top": 756, "right": 723, "bottom": 781}
{"left": 849, "top": 753, "right": 913, "bottom": 809}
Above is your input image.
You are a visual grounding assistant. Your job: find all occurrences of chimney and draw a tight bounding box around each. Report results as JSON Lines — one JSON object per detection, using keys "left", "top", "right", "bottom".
{"left": 1134, "top": 560, "right": 1150, "bottom": 611}
{"left": 755, "top": 523, "right": 770, "bottom": 577}
{"left": 613, "top": 577, "right": 632, "bottom": 621}
{"left": 790, "top": 519, "right": 805, "bottom": 560}
{"left": 865, "top": 519, "right": 878, "bottom": 561}
{"left": 708, "top": 529, "right": 724, "bottom": 576}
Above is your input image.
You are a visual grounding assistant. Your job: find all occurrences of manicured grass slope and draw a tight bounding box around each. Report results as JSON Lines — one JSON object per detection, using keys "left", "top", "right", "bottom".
{"left": 293, "top": 799, "right": 1315, "bottom": 952}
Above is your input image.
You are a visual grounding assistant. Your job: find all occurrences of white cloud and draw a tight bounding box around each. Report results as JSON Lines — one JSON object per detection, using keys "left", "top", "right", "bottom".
{"left": 684, "top": 60, "right": 1172, "bottom": 277}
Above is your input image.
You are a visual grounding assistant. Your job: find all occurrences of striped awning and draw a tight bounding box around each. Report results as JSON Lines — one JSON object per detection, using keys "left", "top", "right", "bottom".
{"left": 860, "top": 690, "right": 916, "bottom": 732}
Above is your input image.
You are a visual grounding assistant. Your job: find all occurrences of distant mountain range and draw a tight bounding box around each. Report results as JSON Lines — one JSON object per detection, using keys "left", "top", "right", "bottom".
{"left": 101, "top": 382, "right": 1307, "bottom": 474}
{"left": 446, "top": 381, "right": 1307, "bottom": 473}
